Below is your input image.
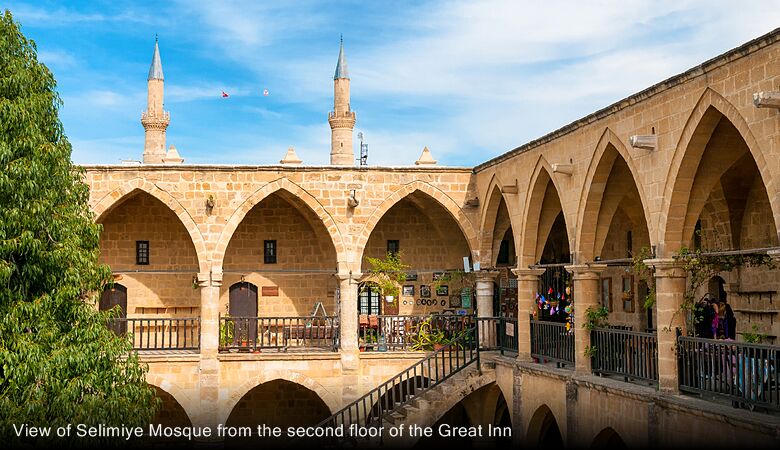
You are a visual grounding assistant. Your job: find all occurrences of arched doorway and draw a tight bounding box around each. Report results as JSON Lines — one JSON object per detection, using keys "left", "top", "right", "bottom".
{"left": 229, "top": 282, "right": 258, "bottom": 344}
{"left": 100, "top": 283, "right": 127, "bottom": 335}
{"left": 527, "top": 404, "right": 564, "bottom": 449}
{"left": 591, "top": 427, "right": 626, "bottom": 448}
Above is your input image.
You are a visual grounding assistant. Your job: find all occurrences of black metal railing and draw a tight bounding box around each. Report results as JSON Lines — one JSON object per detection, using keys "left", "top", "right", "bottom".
{"left": 358, "top": 314, "right": 475, "bottom": 351}
{"left": 219, "top": 316, "right": 339, "bottom": 352}
{"left": 530, "top": 319, "right": 574, "bottom": 366}
{"left": 110, "top": 318, "right": 200, "bottom": 351}
{"left": 316, "top": 326, "right": 479, "bottom": 435}
{"left": 591, "top": 327, "right": 658, "bottom": 382}
{"left": 477, "top": 317, "right": 518, "bottom": 355}
{"left": 678, "top": 336, "right": 779, "bottom": 411}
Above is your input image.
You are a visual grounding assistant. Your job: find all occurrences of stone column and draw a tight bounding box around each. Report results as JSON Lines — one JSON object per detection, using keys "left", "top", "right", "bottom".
{"left": 566, "top": 264, "right": 606, "bottom": 375}
{"left": 337, "top": 271, "right": 362, "bottom": 407}
{"left": 197, "top": 269, "right": 220, "bottom": 430}
{"left": 646, "top": 258, "right": 687, "bottom": 393}
{"left": 513, "top": 268, "right": 545, "bottom": 361}
{"left": 475, "top": 270, "right": 499, "bottom": 347}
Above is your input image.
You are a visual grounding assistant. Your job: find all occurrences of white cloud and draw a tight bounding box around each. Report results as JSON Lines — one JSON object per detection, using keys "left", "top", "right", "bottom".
{"left": 69, "top": 136, "right": 142, "bottom": 165}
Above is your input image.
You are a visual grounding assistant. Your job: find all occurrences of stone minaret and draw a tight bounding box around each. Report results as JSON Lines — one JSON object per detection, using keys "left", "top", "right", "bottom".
{"left": 141, "top": 38, "right": 169, "bottom": 163}
{"left": 328, "top": 37, "right": 356, "bottom": 165}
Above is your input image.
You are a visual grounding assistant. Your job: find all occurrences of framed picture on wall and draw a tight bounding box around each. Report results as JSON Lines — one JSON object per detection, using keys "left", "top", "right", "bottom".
{"left": 600, "top": 277, "right": 613, "bottom": 312}
{"left": 420, "top": 285, "right": 431, "bottom": 298}
{"left": 449, "top": 294, "right": 461, "bottom": 308}
{"left": 402, "top": 285, "right": 415, "bottom": 297}
{"left": 622, "top": 275, "right": 634, "bottom": 313}
{"left": 436, "top": 285, "right": 449, "bottom": 296}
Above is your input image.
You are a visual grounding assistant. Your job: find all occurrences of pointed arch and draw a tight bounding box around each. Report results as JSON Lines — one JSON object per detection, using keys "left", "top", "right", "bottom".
{"left": 213, "top": 178, "right": 346, "bottom": 269}
{"left": 575, "top": 128, "right": 652, "bottom": 261}
{"left": 221, "top": 371, "right": 338, "bottom": 424}
{"left": 661, "top": 88, "right": 777, "bottom": 255}
{"left": 145, "top": 374, "right": 196, "bottom": 425}
{"left": 526, "top": 404, "right": 565, "bottom": 448}
{"left": 92, "top": 178, "right": 209, "bottom": 273}
{"left": 479, "top": 174, "right": 519, "bottom": 267}
{"left": 519, "top": 155, "right": 572, "bottom": 266}
{"left": 354, "top": 181, "right": 478, "bottom": 265}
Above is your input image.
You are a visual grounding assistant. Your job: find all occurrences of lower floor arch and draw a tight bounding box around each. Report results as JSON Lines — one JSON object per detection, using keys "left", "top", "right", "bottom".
{"left": 151, "top": 385, "right": 193, "bottom": 427}
{"left": 592, "top": 427, "right": 627, "bottom": 448}
{"left": 414, "top": 382, "right": 512, "bottom": 448}
{"left": 527, "top": 404, "right": 564, "bottom": 449}
{"left": 225, "top": 379, "right": 331, "bottom": 436}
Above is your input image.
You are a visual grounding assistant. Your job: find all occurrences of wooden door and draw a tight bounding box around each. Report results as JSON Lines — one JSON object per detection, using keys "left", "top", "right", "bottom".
{"left": 229, "top": 282, "right": 258, "bottom": 342}
{"left": 100, "top": 284, "right": 127, "bottom": 335}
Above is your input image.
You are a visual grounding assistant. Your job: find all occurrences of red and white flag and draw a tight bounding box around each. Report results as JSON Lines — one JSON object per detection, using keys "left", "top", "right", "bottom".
{"left": 221, "top": 90, "right": 229, "bottom": 98}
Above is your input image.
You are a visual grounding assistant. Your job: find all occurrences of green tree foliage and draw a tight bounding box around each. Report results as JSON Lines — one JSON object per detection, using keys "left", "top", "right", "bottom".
{"left": 0, "top": 10, "right": 158, "bottom": 444}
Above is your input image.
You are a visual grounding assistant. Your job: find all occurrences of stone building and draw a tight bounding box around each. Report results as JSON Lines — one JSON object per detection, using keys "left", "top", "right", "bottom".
{"left": 85, "top": 30, "right": 780, "bottom": 447}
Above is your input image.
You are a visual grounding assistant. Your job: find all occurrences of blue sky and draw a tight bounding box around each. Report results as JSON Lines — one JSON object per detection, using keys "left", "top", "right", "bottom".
{"left": 8, "top": 1, "right": 780, "bottom": 166}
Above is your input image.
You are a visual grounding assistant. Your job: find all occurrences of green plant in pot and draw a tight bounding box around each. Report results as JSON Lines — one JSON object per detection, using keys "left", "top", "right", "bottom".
{"left": 363, "top": 251, "right": 409, "bottom": 300}
{"left": 410, "top": 316, "right": 448, "bottom": 351}
{"left": 220, "top": 314, "right": 235, "bottom": 348}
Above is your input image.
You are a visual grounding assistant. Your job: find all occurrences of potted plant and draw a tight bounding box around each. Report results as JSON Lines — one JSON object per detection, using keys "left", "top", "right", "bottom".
{"left": 363, "top": 252, "right": 409, "bottom": 300}
{"left": 219, "top": 314, "right": 235, "bottom": 351}
{"left": 410, "top": 316, "right": 448, "bottom": 351}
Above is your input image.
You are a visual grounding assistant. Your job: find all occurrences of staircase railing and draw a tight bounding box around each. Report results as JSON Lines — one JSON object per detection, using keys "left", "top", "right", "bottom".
{"left": 316, "top": 325, "right": 479, "bottom": 431}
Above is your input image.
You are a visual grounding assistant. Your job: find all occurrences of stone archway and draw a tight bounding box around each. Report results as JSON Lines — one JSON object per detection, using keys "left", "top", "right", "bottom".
{"left": 355, "top": 181, "right": 478, "bottom": 265}
{"left": 92, "top": 179, "right": 209, "bottom": 273}
{"left": 213, "top": 178, "right": 347, "bottom": 268}
{"left": 591, "top": 427, "right": 627, "bottom": 448}
{"left": 225, "top": 379, "right": 331, "bottom": 428}
{"left": 223, "top": 371, "right": 338, "bottom": 424}
{"left": 575, "top": 130, "right": 651, "bottom": 263}
{"left": 526, "top": 404, "right": 564, "bottom": 449}
{"left": 519, "top": 157, "right": 572, "bottom": 267}
{"left": 661, "top": 88, "right": 779, "bottom": 255}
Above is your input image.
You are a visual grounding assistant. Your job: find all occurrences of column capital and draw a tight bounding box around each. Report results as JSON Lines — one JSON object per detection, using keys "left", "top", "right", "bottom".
{"left": 335, "top": 271, "right": 363, "bottom": 282}
{"left": 565, "top": 263, "right": 607, "bottom": 279}
{"left": 512, "top": 267, "right": 546, "bottom": 279}
{"left": 644, "top": 258, "right": 687, "bottom": 278}
{"left": 474, "top": 269, "right": 501, "bottom": 283}
{"left": 197, "top": 272, "right": 211, "bottom": 288}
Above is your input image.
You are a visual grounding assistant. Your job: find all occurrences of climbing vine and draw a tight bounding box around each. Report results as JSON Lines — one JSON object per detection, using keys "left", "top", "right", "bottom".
{"left": 632, "top": 246, "right": 656, "bottom": 309}
{"left": 674, "top": 246, "right": 775, "bottom": 333}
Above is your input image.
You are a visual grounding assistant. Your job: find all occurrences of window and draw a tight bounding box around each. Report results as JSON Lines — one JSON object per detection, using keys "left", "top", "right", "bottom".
{"left": 358, "top": 283, "right": 381, "bottom": 315}
{"left": 136, "top": 241, "right": 149, "bottom": 265}
{"left": 497, "top": 239, "right": 510, "bottom": 265}
{"left": 264, "top": 240, "right": 277, "bottom": 264}
{"left": 387, "top": 240, "right": 400, "bottom": 256}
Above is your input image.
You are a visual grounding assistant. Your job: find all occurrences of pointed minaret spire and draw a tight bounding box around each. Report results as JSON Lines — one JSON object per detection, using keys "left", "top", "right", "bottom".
{"left": 148, "top": 36, "right": 164, "bottom": 81}
{"left": 329, "top": 36, "right": 356, "bottom": 165}
{"left": 141, "top": 37, "right": 170, "bottom": 163}
{"left": 334, "top": 34, "right": 349, "bottom": 80}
